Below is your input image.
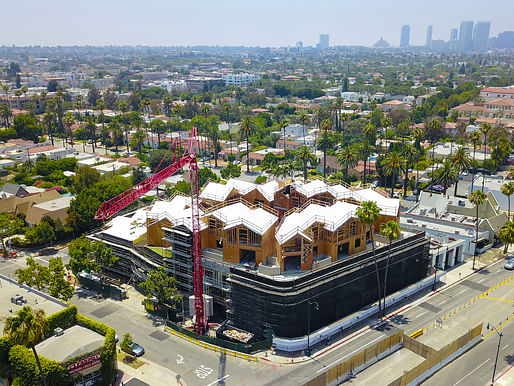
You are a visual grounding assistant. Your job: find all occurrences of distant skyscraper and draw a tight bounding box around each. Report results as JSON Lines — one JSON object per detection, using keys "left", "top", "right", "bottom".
{"left": 319, "top": 34, "right": 329, "bottom": 49}
{"left": 459, "top": 21, "right": 474, "bottom": 50}
{"left": 426, "top": 25, "right": 433, "bottom": 48}
{"left": 449, "top": 28, "right": 459, "bottom": 50}
{"left": 400, "top": 25, "right": 410, "bottom": 47}
{"left": 473, "top": 21, "right": 491, "bottom": 50}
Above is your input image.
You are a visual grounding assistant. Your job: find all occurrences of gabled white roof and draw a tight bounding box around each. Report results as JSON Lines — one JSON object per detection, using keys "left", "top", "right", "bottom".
{"left": 208, "top": 202, "right": 278, "bottom": 236}
{"left": 103, "top": 208, "right": 147, "bottom": 241}
{"left": 257, "top": 180, "right": 280, "bottom": 202}
{"left": 200, "top": 178, "right": 256, "bottom": 202}
{"left": 147, "top": 195, "right": 207, "bottom": 232}
{"left": 293, "top": 179, "right": 329, "bottom": 198}
{"left": 350, "top": 189, "right": 399, "bottom": 216}
{"left": 275, "top": 201, "right": 359, "bottom": 245}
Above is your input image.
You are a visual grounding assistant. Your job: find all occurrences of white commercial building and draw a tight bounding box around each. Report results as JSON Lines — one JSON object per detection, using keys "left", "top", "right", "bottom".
{"left": 222, "top": 73, "right": 260, "bottom": 87}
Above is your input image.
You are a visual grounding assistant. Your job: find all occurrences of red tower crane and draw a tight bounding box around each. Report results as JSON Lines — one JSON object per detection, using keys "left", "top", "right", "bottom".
{"left": 94, "top": 127, "right": 205, "bottom": 334}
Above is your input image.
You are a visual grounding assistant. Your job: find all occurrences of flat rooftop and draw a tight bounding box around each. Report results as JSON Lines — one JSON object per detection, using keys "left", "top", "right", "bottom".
{"left": 36, "top": 324, "right": 105, "bottom": 362}
{"left": 0, "top": 277, "right": 66, "bottom": 333}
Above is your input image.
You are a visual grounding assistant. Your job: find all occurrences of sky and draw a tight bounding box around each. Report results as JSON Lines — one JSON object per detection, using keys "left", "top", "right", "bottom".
{"left": 2, "top": 0, "right": 513, "bottom": 47}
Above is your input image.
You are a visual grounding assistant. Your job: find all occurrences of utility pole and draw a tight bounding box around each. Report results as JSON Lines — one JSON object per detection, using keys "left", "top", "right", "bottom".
{"left": 487, "top": 323, "right": 504, "bottom": 386}
{"left": 306, "top": 301, "right": 319, "bottom": 357}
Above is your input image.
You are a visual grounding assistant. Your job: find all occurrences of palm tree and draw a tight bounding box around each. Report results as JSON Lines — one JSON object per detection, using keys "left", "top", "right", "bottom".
{"left": 380, "top": 116, "right": 392, "bottom": 154}
{"left": 470, "top": 190, "right": 487, "bottom": 270}
{"left": 381, "top": 151, "right": 407, "bottom": 197}
{"left": 208, "top": 125, "right": 220, "bottom": 168}
{"left": 0, "top": 104, "right": 12, "bottom": 127}
{"left": 85, "top": 117, "right": 97, "bottom": 153}
{"left": 295, "top": 146, "right": 316, "bottom": 181}
{"left": 279, "top": 118, "right": 289, "bottom": 151}
{"left": 74, "top": 94, "right": 84, "bottom": 120}
{"left": 426, "top": 118, "right": 442, "bottom": 187}
{"left": 479, "top": 122, "right": 491, "bottom": 191}
{"left": 96, "top": 98, "right": 106, "bottom": 153}
{"left": 340, "top": 112, "right": 351, "bottom": 134}
{"left": 380, "top": 220, "right": 401, "bottom": 318}
{"left": 296, "top": 110, "right": 309, "bottom": 145}
{"left": 451, "top": 147, "right": 472, "bottom": 196}
{"left": 62, "top": 112, "right": 75, "bottom": 147}
{"left": 117, "top": 100, "right": 130, "bottom": 152}
{"left": 498, "top": 221, "right": 514, "bottom": 254}
{"left": 337, "top": 145, "right": 358, "bottom": 175}
{"left": 172, "top": 103, "right": 183, "bottom": 141}
{"left": 54, "top": 91, "right": 64, "bottom": 138}
{"left": 412, "top": 128, "right": 424, "bottom": 150}
{"left": 501, "top": 181, "right": 514, "bottom": 221}
{"left": 42, "top": 110, "right": 55, "bottom": 146}
{"left": 469, "top": 130, "right": 481, "bottom": 191}
{"left": 240, "top": 116, "right": 253, "bottom": 172}
{"left": 4, "top": 306, "right": 48, "bottom": 385}
{"left": 109, "top": 120, "right": 123, "bottom": 153}
{"left": 14, "top": 89, "right": 23, "bottom": 110}
{"left": 1, "top": 84, "right": 9, "bottom": 108}
{"left": 356, "top": 201, "right": 383, "bottom": 316}
{"left": 131, "top": 128, "right": 146, "bottom": 154}
{"left": 320, "top": 119, "right": 332, "bottom": 179}
{"left": 363, "top": 123, "right": 377, "bottom": 180}
{"left": 163, "top": 95, "right": 173, "bottom": 118}
{"left": 401, "top": 143, "right": 418, "bottom": 196}
{"left": 434, "top": 160, "right": 459, "bottom": 195}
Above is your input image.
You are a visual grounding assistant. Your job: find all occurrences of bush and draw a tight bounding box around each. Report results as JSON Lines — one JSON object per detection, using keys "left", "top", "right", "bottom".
{"left": 46, "top": 305, "right": 77, "bottom": 333}
{"left": 0, "top": 337, "right": 13, "bottom": 378}
{"left": 254, "top": 175, "right": 267, "bottom": 184}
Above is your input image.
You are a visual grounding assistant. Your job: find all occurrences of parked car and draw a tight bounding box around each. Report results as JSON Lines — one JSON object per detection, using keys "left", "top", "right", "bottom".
{"left": 429, "top": 185, "right": 445, "bottom": 193}
{"left": 123, "top": 341, "right": 145, "bottom": 357}
{"left": 504, "top": 260, "right": 514, "bottom": 270}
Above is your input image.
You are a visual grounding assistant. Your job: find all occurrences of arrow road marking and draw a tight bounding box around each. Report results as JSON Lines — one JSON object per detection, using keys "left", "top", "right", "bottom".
{"left": 176, "top": 354, "right": 184, "bottom": 364}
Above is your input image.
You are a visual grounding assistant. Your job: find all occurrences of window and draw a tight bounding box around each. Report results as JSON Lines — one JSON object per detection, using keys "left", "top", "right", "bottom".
{"left": 350, "top": 221, "right": 356, "bottom": 236}
{"left": 355, "top": 238, "right": 361, "bottom": 248}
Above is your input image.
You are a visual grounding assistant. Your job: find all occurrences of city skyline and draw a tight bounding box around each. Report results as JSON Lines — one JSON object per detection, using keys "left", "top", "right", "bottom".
{"left": 1, "top": 0, "right": 512, "bottom": 47}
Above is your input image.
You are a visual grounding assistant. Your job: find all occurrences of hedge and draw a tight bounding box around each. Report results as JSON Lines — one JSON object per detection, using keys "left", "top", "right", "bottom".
{"left": 46, "top": 305, "right": 77, "bottom": 332}
{"left": 76, "top": 314, "right": 117, "bottom": 386}
{"left": 9, "top": 345, "right": 69, "bottom": 386}
{"left": 0, "top": 336, "right": 13, "bottom": 378}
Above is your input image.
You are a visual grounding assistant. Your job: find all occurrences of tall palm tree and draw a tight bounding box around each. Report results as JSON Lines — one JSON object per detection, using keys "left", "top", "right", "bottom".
{"left": 363, "top": 123, "right": 377, "bottom": 180}
{"left": 96, "top": 98, "right": 106, "bottom": 153}
{"left": 109, "top": 120, "right": 123, "bottom": 153}
{"left": 172, "top": 103, "right": 183, "bottom": 142}
{"left": 498, "top": 221, "right": 514, "bottom": 254}
{"left": 240, "top": 116, "right": 253, "bottom": 172}
{"left": 4, "top": 306, "right": 48, "bottom": 386}
{"left": 336, "top": 145, "right": 358, "bottom": 176}
{"left": 469, "top": 130, "right": 481, "bottom": 191}
{"left": 296, "top": 110, "right": 309, "bottom": 146}
{"left": 42, "top": 110, "right": 55, "bottom": 146}
{"left": 74, "top": 94, "right": 84, "bottom": 120}
{"left": 479, "top": 122, "right": 491, "bottom": 191}
{"left": 357, "top": 141, "right": 374, "bottom": 186}
{"left": 434, "top": 160, "right": 459, "bottom": 195}
{"left": 295, "top": 146, "right": 316, "bottom": 181}
{"left": 356, "top": 201, "right": 382, "bottom": 316}
{"left": 380, "top": 220, "right": 401, "bottom": 318}
{"left": 208, "top": 125, "right": 220, "bottom": 168}
{"left": 163, "top": 95, "right": 173, "bottom": 118}
{"left": 320, "top": 119, "right": 332, "bottom": 179}
{"left": 0, "top": 104, "right": 12, "bottom": 127}
{"left": 380, "top": 116, "right": 392, "bottom": 154}
{"left": 401, "top": 143, "right": 418, "bottom": 196}
{"left": 131, "top": 128, "right": 146, "bottom": 154}
{"left": 54, "top": 91, "right": 64, "bottom": 138}
{"left": 279, "top": 118, "right": 289, "bottom": 151}
{"left": 451, "top": 147, "right": 472, "bottom": 196}
{"left": 118, "top": 100, "right": 130, "bottom": 152}
{"left": 85, "top": 117, "right": 97, "bottom": 153}
{"left": 381, "top": 151, "right": 407, "bottom": 197}
{"left": 62, "top": 112, "right": 75, "bottom": 147}
{"left": 1, "top": 84, "right": 9, "bottom": 108}
{"left": 470, "top": 190, "right": 487, "bottom": 270}
{"left": 426, "top": 117, "right": 442, "bottom": 172}
{"left": 412, "top": 128, "right": 424, "bottom": 150}
{"left": 501, "top": 181, "right": 514, "bottom": 221}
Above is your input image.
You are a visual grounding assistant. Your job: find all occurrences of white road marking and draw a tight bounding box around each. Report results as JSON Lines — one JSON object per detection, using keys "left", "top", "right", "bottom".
{"left": 317, "top": 336, "right": 382, "bottom": 373}
{"left": 478, "top": 278, "right": 486, "bottom": 283}
{"left": 415, "top": 312, "right": 427, "bottom": 319}
{"left": 456, "top": 289, "right": 466, "bottom": 295}
{"left": 454, "top": 359, "right": 489, "bottom": 385}
{"left": 176, "top": 354, "right": 184, "bottom": 364}
{"left": 206, "top": 375, "right": 230, "bottom": 386}
{"left": 503, "top": 344, "right": 509, "bottom": 350}
{"left": 438, "top": 299, "right": 448, "bottom": 305}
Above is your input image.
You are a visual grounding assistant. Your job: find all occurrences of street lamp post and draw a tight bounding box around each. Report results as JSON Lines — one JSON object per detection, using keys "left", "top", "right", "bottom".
{"left": 306, "top": 301, "right": 319, "bottom": 357}
{"left": 487, "top": 323, "right": 504, "bottom": 386}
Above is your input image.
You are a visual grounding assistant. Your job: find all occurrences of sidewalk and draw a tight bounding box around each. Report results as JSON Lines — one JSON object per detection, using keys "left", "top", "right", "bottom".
{"left": 257, "top": 245, "right": 512, "bottom": 366}
{"left": 115, "top": 357, "right": 186, "bottom": 386}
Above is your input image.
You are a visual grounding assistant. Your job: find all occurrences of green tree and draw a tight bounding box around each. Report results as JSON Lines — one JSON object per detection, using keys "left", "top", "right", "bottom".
{"left": 380, "top": 220, "right": 401, "bottom": 318}
{"left": 3, "top": 306, "right": 48, "bottom": 386}
{"left": 0, "top": 213, "right": 24, "bottom": 256}
{"left": 356, "top": 201, "right": 382, "bottom": 315}
{"left": 220, "top": 162, "right": 241, "bottom": 179}
{"left": 400, "top": 143, "right": 418, "bottom": 196}
{"left": 62, "top": 112, "right": 75, "bottom": 145}
{"left": 13, "top": 114, "right": 42, "bottom": 142}
{"left": 501, "top": 182, "right": 514, "bottom": 221}
{"left": 130, "top": 128, "right": 146, "bottom": 154}
{"left": 15, "top": 257, "right": 51, "bottom": 291}
{"left": 121, "top": 333, "right": 133, "bottom": 354}
{"left": 240, "top": 116, "right": 253, "bottom": 172}
{"left": 296, "top": 110, "right": 309, "bottom": 145}
{"left": 68, "top": 235, "right": 118, "bottom": 279}
{"left": 208, "top": 125, "right": 220, "bottom": 168}
{"left": 336, "top": 145, "right": 358, "bottom": 176}
{"left": 47, "top": 257, "right": 74, "bottom": 301}
{"left": 434, "top": 160, "right": 459, "bottom": 195}
{"left": 72, "top": 166, "right": 101, "bottom": 194}
{"left": 96, "top": 98, "right": 106, "bottom": 153}
{"left": 469, "top": 190, "right": 487, "bottom": 270}
{"left": 451, "top": 147, "right": 472, "bottom": 196}
{"left": 381, "top": 151, "right": 407, "bottom": 197}
{"left": 25, "top": 221, "right": 56, "bottom": 247}
{"left": 320, "top": 119, "right": 332, "bottom": 179}
{"left": 498, "top": 221, "right": 514, "bottom": 254}
{"left": 479, "top": 122, "right": 491, "bottom": 191}
{"left": 0, "top": 104, "right": 12, "bottom": 127}
{"left": 140, "top": 264, "right": 182, "bottom": 308}
{"left": 295, "top": 146, "right": 316, "bottom": 181}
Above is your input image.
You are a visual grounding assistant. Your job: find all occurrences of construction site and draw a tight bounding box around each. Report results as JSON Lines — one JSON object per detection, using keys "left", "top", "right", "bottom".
{"left": 89, "top": 129, "right": 430, "bottom": 340}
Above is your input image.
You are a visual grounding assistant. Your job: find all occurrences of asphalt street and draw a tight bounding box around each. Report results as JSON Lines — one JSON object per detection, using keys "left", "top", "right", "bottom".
{"left": 2, "top": 250, "right": 513, "bottom": 386}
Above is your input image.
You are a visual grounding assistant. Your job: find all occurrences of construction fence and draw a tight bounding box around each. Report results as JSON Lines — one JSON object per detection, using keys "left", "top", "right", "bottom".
{"left": 304, "top": 330, "right": 403, "bottom": 386}
{"left": 164, "top": 320, "right": 270, "bottom": 357}
{"left": 388, "top": 323, "right": 483, "bottom": 386}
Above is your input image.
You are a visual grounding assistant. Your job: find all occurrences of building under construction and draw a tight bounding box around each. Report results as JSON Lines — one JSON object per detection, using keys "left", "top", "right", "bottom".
{"left": 90, "top": 178, "right": 429, "bottom": 339}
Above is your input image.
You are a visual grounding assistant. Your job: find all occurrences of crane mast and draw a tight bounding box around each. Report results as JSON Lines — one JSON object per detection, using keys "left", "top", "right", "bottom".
{"left": 94, "top": 127, "right": 205, "bottom": 333}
